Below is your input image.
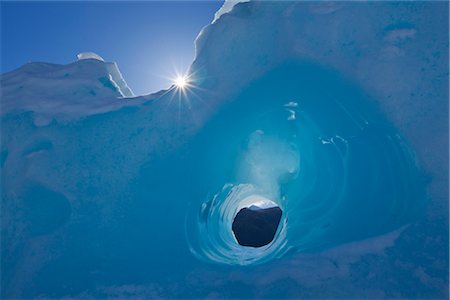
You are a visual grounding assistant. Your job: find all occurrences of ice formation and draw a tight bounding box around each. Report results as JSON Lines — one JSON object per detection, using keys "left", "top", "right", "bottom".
{"left": 213, "top": 0, "right": 250, "bottom": 22}
{"left": 77, "top": 52, "right": 105, "bottom": 62}
{"left": 1, "top": 1, "right": 448, "bottom": 299}
{"left": 1, "top": 55, "right": 134, "bottom": 125}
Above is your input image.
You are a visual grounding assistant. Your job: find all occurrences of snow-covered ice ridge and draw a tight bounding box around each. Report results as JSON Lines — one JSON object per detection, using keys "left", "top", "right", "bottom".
{"left": 1, "top": 53, "right": 135, "bottom": 125}
{"left": 1, "top": 1, "right": 448, "bottom": 299}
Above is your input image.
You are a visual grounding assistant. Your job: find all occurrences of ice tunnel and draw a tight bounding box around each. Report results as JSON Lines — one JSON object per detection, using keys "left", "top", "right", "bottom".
{"left": 185, "top": 60, "right": 426, "bottom": 265}
{"left": 232, "top": 204, "right": 283, "bottom": 248}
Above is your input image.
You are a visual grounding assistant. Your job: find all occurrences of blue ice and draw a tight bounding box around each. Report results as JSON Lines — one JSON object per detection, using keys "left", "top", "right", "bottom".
{"left": 1, "top": 1, "right": 448, "bottom": 298}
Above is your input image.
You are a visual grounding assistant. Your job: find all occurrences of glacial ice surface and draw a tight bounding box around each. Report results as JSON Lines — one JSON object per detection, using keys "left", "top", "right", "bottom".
{"left": 1, "top": 1, "right": 448, "bottom": 299}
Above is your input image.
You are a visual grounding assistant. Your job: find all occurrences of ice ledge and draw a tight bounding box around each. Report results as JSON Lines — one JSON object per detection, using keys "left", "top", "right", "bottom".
{"left": 76, "top": 52, "right": 133, "bottom": 97}
{"left": 0, "top": 53, "right": 137, "bottom": 125}
{"left": 213, "top": 0, "right": 250, "bottom": 23}
{"left": 77, "top": 52, "right": 105, "bottom": 62}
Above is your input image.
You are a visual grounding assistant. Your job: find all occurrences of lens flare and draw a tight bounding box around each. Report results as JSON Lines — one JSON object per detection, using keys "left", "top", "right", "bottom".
{"left": 174, "top": 76, "right": 188, "bottom": 89}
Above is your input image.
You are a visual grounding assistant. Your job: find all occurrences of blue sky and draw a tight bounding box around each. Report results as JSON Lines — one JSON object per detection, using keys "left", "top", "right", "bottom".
{"left": 1, "top": 1, "right": 223, "bottom": 95}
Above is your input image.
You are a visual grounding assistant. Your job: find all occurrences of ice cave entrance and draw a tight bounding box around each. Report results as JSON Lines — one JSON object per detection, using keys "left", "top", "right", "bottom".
{"left": 232, "top": 200, "right": 282, "bottom": 248}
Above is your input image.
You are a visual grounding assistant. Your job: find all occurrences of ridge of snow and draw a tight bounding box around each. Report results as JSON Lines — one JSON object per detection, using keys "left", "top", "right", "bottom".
{"left": 213, "top": 0, "right": 250, "bottom": 23}
{"left": 0, "top": 57, "right": 136, "bottom": 125}
{"left": 77, "top": 52, "right": 105, "bottom": 62}
{"left": 105, "top": 62, "right": 134, "bottom": 97}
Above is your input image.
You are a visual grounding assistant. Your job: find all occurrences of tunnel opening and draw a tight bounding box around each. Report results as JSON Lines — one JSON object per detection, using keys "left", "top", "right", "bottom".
{"left": 232, "top": 204, "right": 282, "bottom": 247}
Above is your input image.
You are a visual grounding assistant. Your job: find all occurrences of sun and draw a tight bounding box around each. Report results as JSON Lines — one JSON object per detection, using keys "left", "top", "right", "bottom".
{"left": 174, "top": 76, "right": 188, "bottom": 89}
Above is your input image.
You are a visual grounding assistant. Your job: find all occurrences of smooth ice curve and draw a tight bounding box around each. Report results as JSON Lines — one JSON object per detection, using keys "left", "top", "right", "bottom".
{"left": 77, "top": 52, "right": 105, "bottom": 61}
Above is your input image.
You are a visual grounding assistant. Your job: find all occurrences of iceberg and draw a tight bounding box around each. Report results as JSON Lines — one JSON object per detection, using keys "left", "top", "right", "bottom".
{"left": 1, "top": 1, "right": 448, "bottom": 298}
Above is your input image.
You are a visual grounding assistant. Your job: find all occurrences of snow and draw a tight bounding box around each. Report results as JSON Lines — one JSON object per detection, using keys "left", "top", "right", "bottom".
{"left": 77, "top": 51, "right": 105, "bottom": 61}
{"left": 1, "top": 57, "right": 136, "bottom": 125}
{"left": 213, "top": 0, "right": 250, "bottom": 23}
{"left": 1, "top": 1, "right": 448, "bottom": 299}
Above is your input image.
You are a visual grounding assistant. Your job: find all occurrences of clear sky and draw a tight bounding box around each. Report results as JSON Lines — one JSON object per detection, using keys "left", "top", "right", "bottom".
{"left": 1, "top": 1, "right": 223, "bottom": 95}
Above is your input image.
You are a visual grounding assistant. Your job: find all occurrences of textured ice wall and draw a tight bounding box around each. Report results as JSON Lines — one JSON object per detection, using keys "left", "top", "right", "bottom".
{"left": 1, "top": 1, "right": 448, "bottom": 298}
{"left": 1, "top": 57, "right": 136, "bottom": 125}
